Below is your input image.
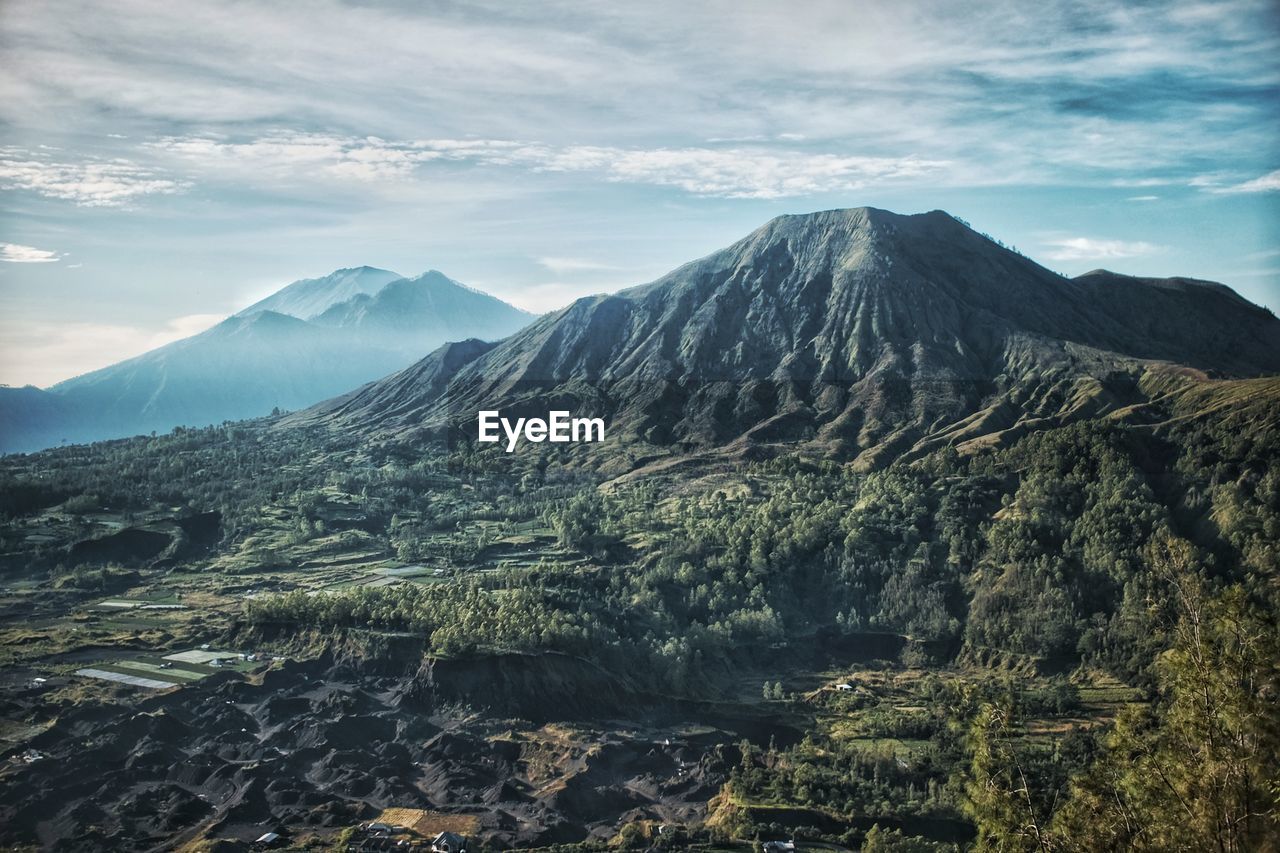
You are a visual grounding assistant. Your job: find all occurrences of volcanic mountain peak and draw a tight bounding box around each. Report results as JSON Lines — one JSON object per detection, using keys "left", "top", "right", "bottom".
{"left": 410, "top": 269, "right": 475, "bottom": 289}
{"left": 290, "top": 207, "right": 1280, "bottom": 470}
{"left": 310, "top": 270, "right": 534, "bottom": 337}
{"left": 621, "top": 206, "right": 1059, "bottom": 318}
{"left": 237, "top": 265, "right": 404, "bottom": 320}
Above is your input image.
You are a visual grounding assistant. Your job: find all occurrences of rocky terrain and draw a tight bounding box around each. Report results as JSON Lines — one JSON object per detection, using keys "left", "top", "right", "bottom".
{"left": 0, "top": 641, "right": 784, "bottom": 851}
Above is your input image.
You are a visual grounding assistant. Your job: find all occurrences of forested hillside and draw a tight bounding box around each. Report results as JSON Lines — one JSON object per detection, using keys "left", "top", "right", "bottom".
{"left": 2, "top": 369, "right": 1275, "bottom": 850}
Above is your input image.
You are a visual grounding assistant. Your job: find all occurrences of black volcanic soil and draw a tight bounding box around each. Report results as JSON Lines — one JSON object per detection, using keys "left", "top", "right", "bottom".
{"left": 0, "top": 648, "right": 793, "bottom": 851}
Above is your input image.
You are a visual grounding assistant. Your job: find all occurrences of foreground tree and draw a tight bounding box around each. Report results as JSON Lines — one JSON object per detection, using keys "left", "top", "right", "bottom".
{"left": 1054, "top": 563, "right": 1280, "bottom": 851}
{"left": 963, "top": 702, "right": 1055, "bottom": 852}
{"left": 965, "top": 537, "right": 1280, "bottom": 852}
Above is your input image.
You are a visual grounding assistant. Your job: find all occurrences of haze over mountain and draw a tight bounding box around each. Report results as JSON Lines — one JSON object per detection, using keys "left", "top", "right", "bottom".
{"left": 0, "top": 270, "right": 535, "bottom": 453}
{"left": 294, "top": 208, "right": 1280, "bottom": 472}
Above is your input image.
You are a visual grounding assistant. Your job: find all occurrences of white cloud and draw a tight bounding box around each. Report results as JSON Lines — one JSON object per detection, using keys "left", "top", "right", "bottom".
{"left": 0, "top": 243, "right": 60, "bottom": 263}
{"left": 0, "top": 313, "right": 225, "bottom": 387}
{"left": 1126, "top": 195, "right": 1159, "bottom": 202}
{"left": 0, "top": 149, "right": 187, "bottom": 206}
{"left": 0, "top": 0, "right": 1275, "bottom": 195}
{"left": 1211, "top": 169, "right": 1280, "bottom": 195}
{"left": 1042, "top": 237, "right": 1163, "bottom": 262}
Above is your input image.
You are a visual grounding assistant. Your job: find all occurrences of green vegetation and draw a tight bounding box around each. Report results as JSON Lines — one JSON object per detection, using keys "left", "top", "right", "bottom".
{"left": 964, "top": 553, "right": 1279, "bottom": 851}
{"left": 1, "top": 388, "right": 1277, "bottom": 849}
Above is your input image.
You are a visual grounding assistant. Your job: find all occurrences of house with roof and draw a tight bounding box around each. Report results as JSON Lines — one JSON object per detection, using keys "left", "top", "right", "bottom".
{"left": 432, "top": 831, "right": 468, "bottom": 852}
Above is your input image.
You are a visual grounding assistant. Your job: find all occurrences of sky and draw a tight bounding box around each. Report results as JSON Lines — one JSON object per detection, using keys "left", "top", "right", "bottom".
{"left": 1, "top": 0, "right": 1278, "bottom": 388}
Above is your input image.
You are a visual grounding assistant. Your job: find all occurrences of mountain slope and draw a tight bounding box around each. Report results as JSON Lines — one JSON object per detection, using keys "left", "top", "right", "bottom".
{"left": 237, "top": 266, "right": 403, "bottom": 320}
{"left": 289, "top": 208, "right": 1280, "bottom": 470}
{"left": 43, "top": 311, "right": 409, "bottom": 441}
{"left": 1, "top": 271, "right": 537, "bottom": 453}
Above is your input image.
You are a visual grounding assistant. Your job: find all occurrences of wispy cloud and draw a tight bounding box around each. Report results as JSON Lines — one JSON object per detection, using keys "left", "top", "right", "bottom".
{"left": 1211, "top": 169, "right": 1280, "bottom": 195}
{"left": 1042, "top": 237, "right": 1163, "bottom": 262}
{"left": 149, "top": 134, "right": 442, "bottom": 182}
{"left": 0, "top": 148, "right": 187, "bottom": 206}
{"left": 544, "top": 146, "right": 947, "bottom": 198}
{"left": 1111, "top": 179, "right": 1171, "bottom": 188}
{"left": 149, "top": 132, "right": 948, "bottom": 199}
{"left": 2, "top": 0, "right": 1274, "bottom": 205}
{"left": 0, "top": 243, "right": 61, "bottom": 263}
{"left": 1, "top": 0, "right": 1275, "bottom": 188}
{"left": 536, "top": 256, "right": 617, "bottom": 274}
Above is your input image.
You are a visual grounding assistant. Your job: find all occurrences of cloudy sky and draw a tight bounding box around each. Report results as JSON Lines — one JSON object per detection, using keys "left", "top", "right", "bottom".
{"left": 1, "top": 0, "right": 1278, "bottom": 387}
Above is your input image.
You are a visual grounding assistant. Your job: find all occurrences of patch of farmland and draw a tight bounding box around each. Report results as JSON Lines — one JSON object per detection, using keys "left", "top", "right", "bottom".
{"left": 163, "top": 648, "right": 240, "bottom": 665}
{"left": 111, "top": 660, "right": 207, "bottom": 681}
{"left": 75, "top": 668, "right": 176, "bottom": 689}
{"left": 374, "top": 565, "right": 434, "bottom": 577}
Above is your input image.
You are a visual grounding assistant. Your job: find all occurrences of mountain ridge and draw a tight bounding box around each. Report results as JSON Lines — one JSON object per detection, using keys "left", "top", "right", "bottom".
{"left": 284, "top": 207, "right": 1280, "bottom": 472}
{"left": 237, "top": 265, "right": 404, "bottom": 319}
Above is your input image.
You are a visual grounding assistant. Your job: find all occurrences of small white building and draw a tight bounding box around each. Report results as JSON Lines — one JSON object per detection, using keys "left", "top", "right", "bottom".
{"left": 432, "top": 831, "right": 468, "bottom": 852}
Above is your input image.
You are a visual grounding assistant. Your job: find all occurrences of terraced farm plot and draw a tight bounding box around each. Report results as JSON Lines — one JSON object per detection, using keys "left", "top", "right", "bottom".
{"left": 89, "top": 593, "right": 187, "bottom": 615}
{"left": 374, "top": 565, "right": 435, "bottom": 577}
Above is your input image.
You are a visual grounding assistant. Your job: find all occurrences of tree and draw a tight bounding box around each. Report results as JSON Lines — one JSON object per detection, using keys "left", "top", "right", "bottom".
{"left": 863, "top": 823, "right": 948, "bottom": 852}
{"left": 963, "top": 702, "right": 1054, "bottom": 852}
{"left": 1052, "top": 544, "right": 1280, "bottom": 851}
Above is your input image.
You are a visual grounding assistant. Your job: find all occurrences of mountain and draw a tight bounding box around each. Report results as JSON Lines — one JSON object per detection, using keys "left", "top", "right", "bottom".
{"left": 290, "top": 208, "right": 1280, "bottom": 471}
{"left": 0, "top": 271, "right": 536, "bottom": 454}
{"left": 37, "top": 311, "right": 408, "bottom": 444}
{"left": 311, "top": 270, "right": 535, "bottom": 356}
{"left": 237, "top": 266, "right": 404, "bottom": 319}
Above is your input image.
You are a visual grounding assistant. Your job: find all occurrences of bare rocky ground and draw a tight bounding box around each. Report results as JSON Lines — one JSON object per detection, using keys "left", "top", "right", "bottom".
{"left": 0, "top": 646, "right": 793, "bottom": 851}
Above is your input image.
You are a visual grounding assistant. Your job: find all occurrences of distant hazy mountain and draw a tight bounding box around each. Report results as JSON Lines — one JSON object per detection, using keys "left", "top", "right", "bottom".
{"left": 237, "top": 266, "right": 405, "bottom": 320}
{"left": 292, "top": 208, "right": 1280, "bottom": 472}
{"left": 0, "top": 270, "right": 536, "bottom": 453}
{"left": 312, "top": 271, "right": 535, "bottom": 357}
